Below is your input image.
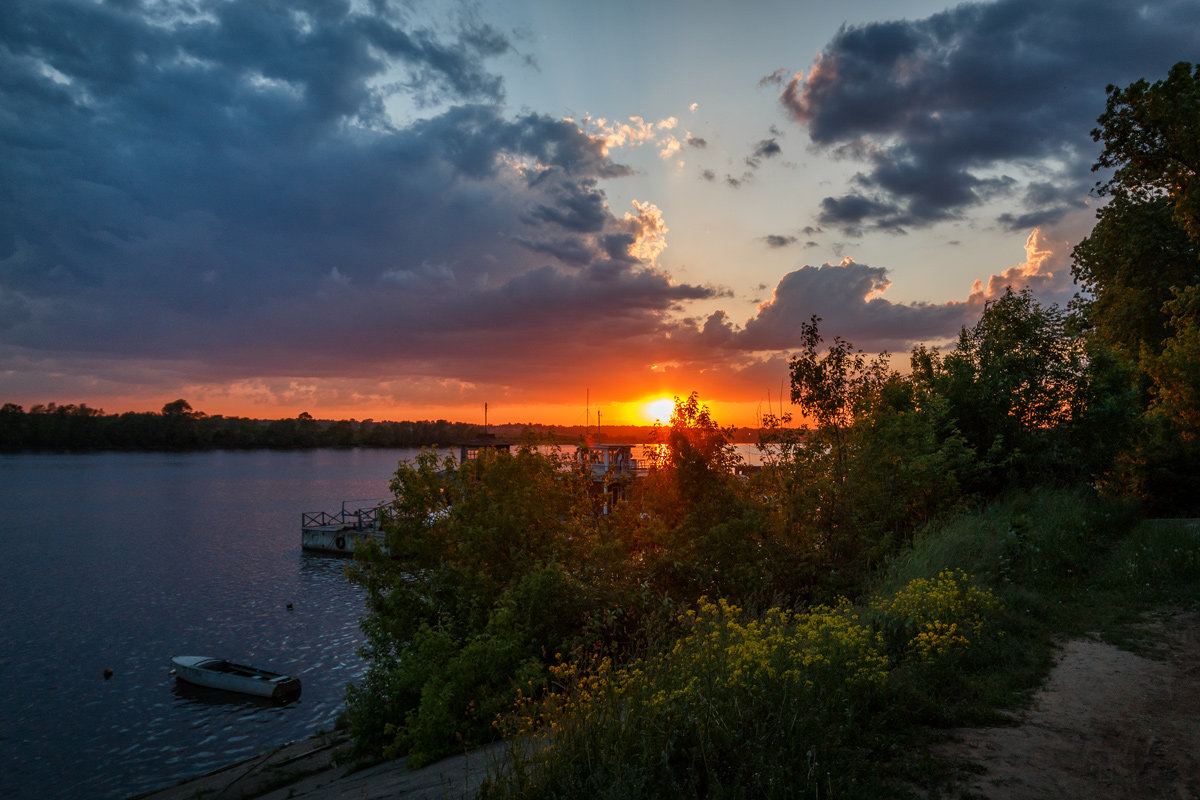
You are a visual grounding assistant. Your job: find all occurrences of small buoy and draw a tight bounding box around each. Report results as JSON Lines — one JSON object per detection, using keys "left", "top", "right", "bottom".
{"left": 286, "top": 603, "right": 294, "bottom": 611}
{"left": 103, "top": 668, "right": 114, "bottom": 681}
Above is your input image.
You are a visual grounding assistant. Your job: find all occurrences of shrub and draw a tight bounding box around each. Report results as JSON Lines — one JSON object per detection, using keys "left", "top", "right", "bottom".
{"left": 871, "top": 570, "right": 1000, "bottom": 669}
{"left": 487, "top": 599, "right": 898, "bottom": 799}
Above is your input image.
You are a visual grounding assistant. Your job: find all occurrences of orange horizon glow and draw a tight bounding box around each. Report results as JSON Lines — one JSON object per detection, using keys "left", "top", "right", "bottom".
{"left": 9, "top": 393, "right": 787, "bottom": 430}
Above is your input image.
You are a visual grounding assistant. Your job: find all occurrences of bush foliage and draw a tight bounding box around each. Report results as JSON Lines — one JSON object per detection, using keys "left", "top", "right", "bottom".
{"left": 343, "top": 62, "right": 1200, "bottom": 796}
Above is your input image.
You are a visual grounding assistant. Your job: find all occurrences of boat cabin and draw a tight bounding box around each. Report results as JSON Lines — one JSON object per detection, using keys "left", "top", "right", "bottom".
{"left": 578, "top": 443, "right": 639, "bottom": 480}
{"left": 459, "top": 433, "right": 512, "bottom": 463}
{"left": 577, "top": 443, "right": 644, "bottom": 514}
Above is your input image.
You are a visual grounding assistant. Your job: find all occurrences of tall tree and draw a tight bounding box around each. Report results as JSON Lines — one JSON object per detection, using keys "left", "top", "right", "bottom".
{"left": 1081, "top": 62, "right": 1200, "bottom": 509}
{"left": 920, "top": 289, "right": 1088, "bottom": 488}
{"left": 1071, "top": 195, "right": 1199, "bottom": 363}
{"left": 776, "top": 318, "right": 969, "bottom": 597}
{"left": 345, "top": 445, "right": 598, "bottom": 764}
{"left": 1146, "top": 285, "right": 1200, "bottom": 438}
{"left": 1093, "top": 61, "right": 1200, "bottom": 243}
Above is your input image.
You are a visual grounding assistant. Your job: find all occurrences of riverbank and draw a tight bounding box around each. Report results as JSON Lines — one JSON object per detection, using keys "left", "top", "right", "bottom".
{"left": 133, "top": 731, "right": 504, "bottom": 800}
{"left": 136, "top": 610, "right": 1200, "bottom": 800}
{"left": 134, "top": 508, "right": 1200, "bottom": 800}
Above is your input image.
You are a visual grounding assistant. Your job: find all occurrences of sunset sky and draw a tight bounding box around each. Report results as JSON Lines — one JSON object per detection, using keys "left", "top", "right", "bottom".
{"left": 3, "top": 0, "right": 1199, "bottom": 427}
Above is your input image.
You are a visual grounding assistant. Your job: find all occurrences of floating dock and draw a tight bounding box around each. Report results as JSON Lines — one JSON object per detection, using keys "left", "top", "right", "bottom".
{"left": 300, "top": 502, "right": 386, "bottom": 555}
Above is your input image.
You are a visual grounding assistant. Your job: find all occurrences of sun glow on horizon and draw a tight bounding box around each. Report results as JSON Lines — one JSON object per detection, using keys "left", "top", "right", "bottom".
{"left": 643, "top": 396, "right": 676, "bottom": 424}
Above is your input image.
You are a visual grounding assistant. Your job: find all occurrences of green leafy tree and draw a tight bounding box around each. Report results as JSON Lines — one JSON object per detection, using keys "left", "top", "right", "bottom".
{"left": 788, "top": 315, "right": 892, "bottom": 521}
{"left": 345, "top": 445, "right": 599, "bottom": 765}
{"left": 1079, "top": 62, "right": 1200, "bottom": 508}
{"left": 1147, "top": 284, "right": 1200, "bottom": 435}
{"left": 771, "top": 318, "right": 970, "bottom": 600}
{"left": 1071, "top": 196, "right": 1199, "bottom": 362}
{"left": 651, "top": 393, "right": 741, "bottom": 502}
{"left": 1093, "top": 61, "right": 1200, "bottom": 242}
{"left": 1133, "top": 285, "right": 1200, "bottom": 510}
{"left": 629, "top": 393, "right": 772, "bottom": 602}
{"left": 1069, "top": 195, "right": 1197, "bottom": 487}
{"left": 921, "top": 289, "right": 1088, "bottom": 489}
{"left": 789, "top": 316, "right": 892, "bottom": 432}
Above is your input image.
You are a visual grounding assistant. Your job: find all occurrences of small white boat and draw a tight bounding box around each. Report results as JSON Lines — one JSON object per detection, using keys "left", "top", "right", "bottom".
{"left": 171, "top": 656, "right": 301, "bottom": 700}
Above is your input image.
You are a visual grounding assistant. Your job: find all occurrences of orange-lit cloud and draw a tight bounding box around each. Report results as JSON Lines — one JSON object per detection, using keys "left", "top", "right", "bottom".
{"left": 584, "top": 115, "right": 680, "bottom": 156}
{"left": 966, "top": 228, "right": 1073, "bottom": 304}
{"left": 623, "top": 201, "right": 669, "bottom": 264}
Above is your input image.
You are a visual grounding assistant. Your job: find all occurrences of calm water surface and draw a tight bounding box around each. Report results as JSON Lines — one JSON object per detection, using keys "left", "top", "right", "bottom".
{"left": 0, "top": 449, "right": 424, "bottom": 800}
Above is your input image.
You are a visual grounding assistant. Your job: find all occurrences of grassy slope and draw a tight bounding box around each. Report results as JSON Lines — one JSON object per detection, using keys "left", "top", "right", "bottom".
{"left": 482, "top": 487, "right": 1200, "bottom": 799}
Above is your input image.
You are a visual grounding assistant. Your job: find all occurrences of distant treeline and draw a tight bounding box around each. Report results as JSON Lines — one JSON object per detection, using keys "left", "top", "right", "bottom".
{"left": 0, "top": 401, "right": 770, "bottom": 453}
{"left": 0, "top": 400, "right": 486, "bottom": 452}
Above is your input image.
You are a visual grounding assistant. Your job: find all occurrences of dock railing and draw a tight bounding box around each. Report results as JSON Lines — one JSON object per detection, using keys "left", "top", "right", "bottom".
{"left": 301, "top": 501, "right": 388, "bottom": 530}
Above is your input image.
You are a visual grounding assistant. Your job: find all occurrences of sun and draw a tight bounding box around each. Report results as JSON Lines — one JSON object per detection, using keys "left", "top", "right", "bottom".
{"left": 643, "top": 396, "right": 676, "bottom": 424}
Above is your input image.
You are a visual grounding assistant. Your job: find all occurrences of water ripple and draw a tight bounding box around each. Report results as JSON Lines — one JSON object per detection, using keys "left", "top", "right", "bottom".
{"left": 0, "top": 450, "right": 417, "bottom": 800}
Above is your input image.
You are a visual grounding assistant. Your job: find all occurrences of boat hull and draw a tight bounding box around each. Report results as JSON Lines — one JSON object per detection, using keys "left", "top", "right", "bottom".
{"left": 171, "top": 656, "right": 301, "bottom": 700}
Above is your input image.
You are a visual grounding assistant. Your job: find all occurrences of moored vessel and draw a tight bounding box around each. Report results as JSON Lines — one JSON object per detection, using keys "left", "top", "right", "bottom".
{"left": 170, "top": 656, "right": 302, "bottom": 700}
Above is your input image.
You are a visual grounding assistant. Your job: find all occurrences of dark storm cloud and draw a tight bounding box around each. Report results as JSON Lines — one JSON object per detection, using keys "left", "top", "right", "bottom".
{"left": 783, "top": 0, "right": 1200, "bottom": 233}
{"left": 524, "top": 179, "right": 610, "bottom": 232}
{"left": 687, "top": 136, "right": 708, "bottom": 148}
{"left": 817, "top": 195, "right": 904, "bottom": 236}
{"left": 703, "top": 260, "right": 974, "bottom": 354}
{"left": 0, "top": 0, "right": 708, "bottom": 385}
{"left": 741, "top": 261, "right": 971, "bottom": 352}
{"left": 764, "top": 235, "right": 798, "bottom": 249}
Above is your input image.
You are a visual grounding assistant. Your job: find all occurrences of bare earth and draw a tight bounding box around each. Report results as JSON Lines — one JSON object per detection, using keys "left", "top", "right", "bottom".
{"left": 140, "top": 614, "right": 1200, "bottom": 800}
{"left": 935, "top": 612, "right": 1200, "bottom": 800}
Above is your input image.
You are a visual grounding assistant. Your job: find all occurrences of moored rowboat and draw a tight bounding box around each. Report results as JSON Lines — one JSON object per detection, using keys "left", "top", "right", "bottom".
{"left": 171, "top": 655, "right": 302, "bottom": 700}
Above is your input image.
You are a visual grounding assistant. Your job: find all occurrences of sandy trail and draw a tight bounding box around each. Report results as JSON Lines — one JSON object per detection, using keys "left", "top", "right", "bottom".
{"left": 935, "top": 612, "right": 1200, "bottom": 800}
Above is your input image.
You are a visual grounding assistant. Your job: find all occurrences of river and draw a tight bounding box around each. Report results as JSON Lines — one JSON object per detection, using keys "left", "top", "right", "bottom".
{"left": 0, "top": 448, "right": 423, "bottom": 800}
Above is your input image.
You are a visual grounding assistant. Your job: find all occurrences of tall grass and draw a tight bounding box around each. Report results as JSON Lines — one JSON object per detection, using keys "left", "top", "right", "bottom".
{"left": 484, "top": 574, "right": 1004, "bottom": 798}
{"left": 481, "top": 488, "right": 1200, "bottom": 799}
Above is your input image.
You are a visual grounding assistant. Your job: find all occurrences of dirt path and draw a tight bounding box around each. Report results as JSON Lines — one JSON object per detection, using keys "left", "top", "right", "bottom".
{"left": 935, "top": 612, "right": 1200, "bottom": 799}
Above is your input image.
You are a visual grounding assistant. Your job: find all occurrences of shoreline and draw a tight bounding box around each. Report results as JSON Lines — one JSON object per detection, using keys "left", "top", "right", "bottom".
{"left": 132, "top": 734, "right": 506, "bottom": 800}
{"left": 134, "top": 612, "right": 1200, "bottom": 799}
{"left": 131, "top": 732, "right": 503, "bottom": 800}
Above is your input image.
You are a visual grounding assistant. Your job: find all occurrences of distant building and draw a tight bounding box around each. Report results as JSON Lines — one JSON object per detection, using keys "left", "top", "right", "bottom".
{"left": 577, "top": 442, "right": 645, "bottom": 514}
